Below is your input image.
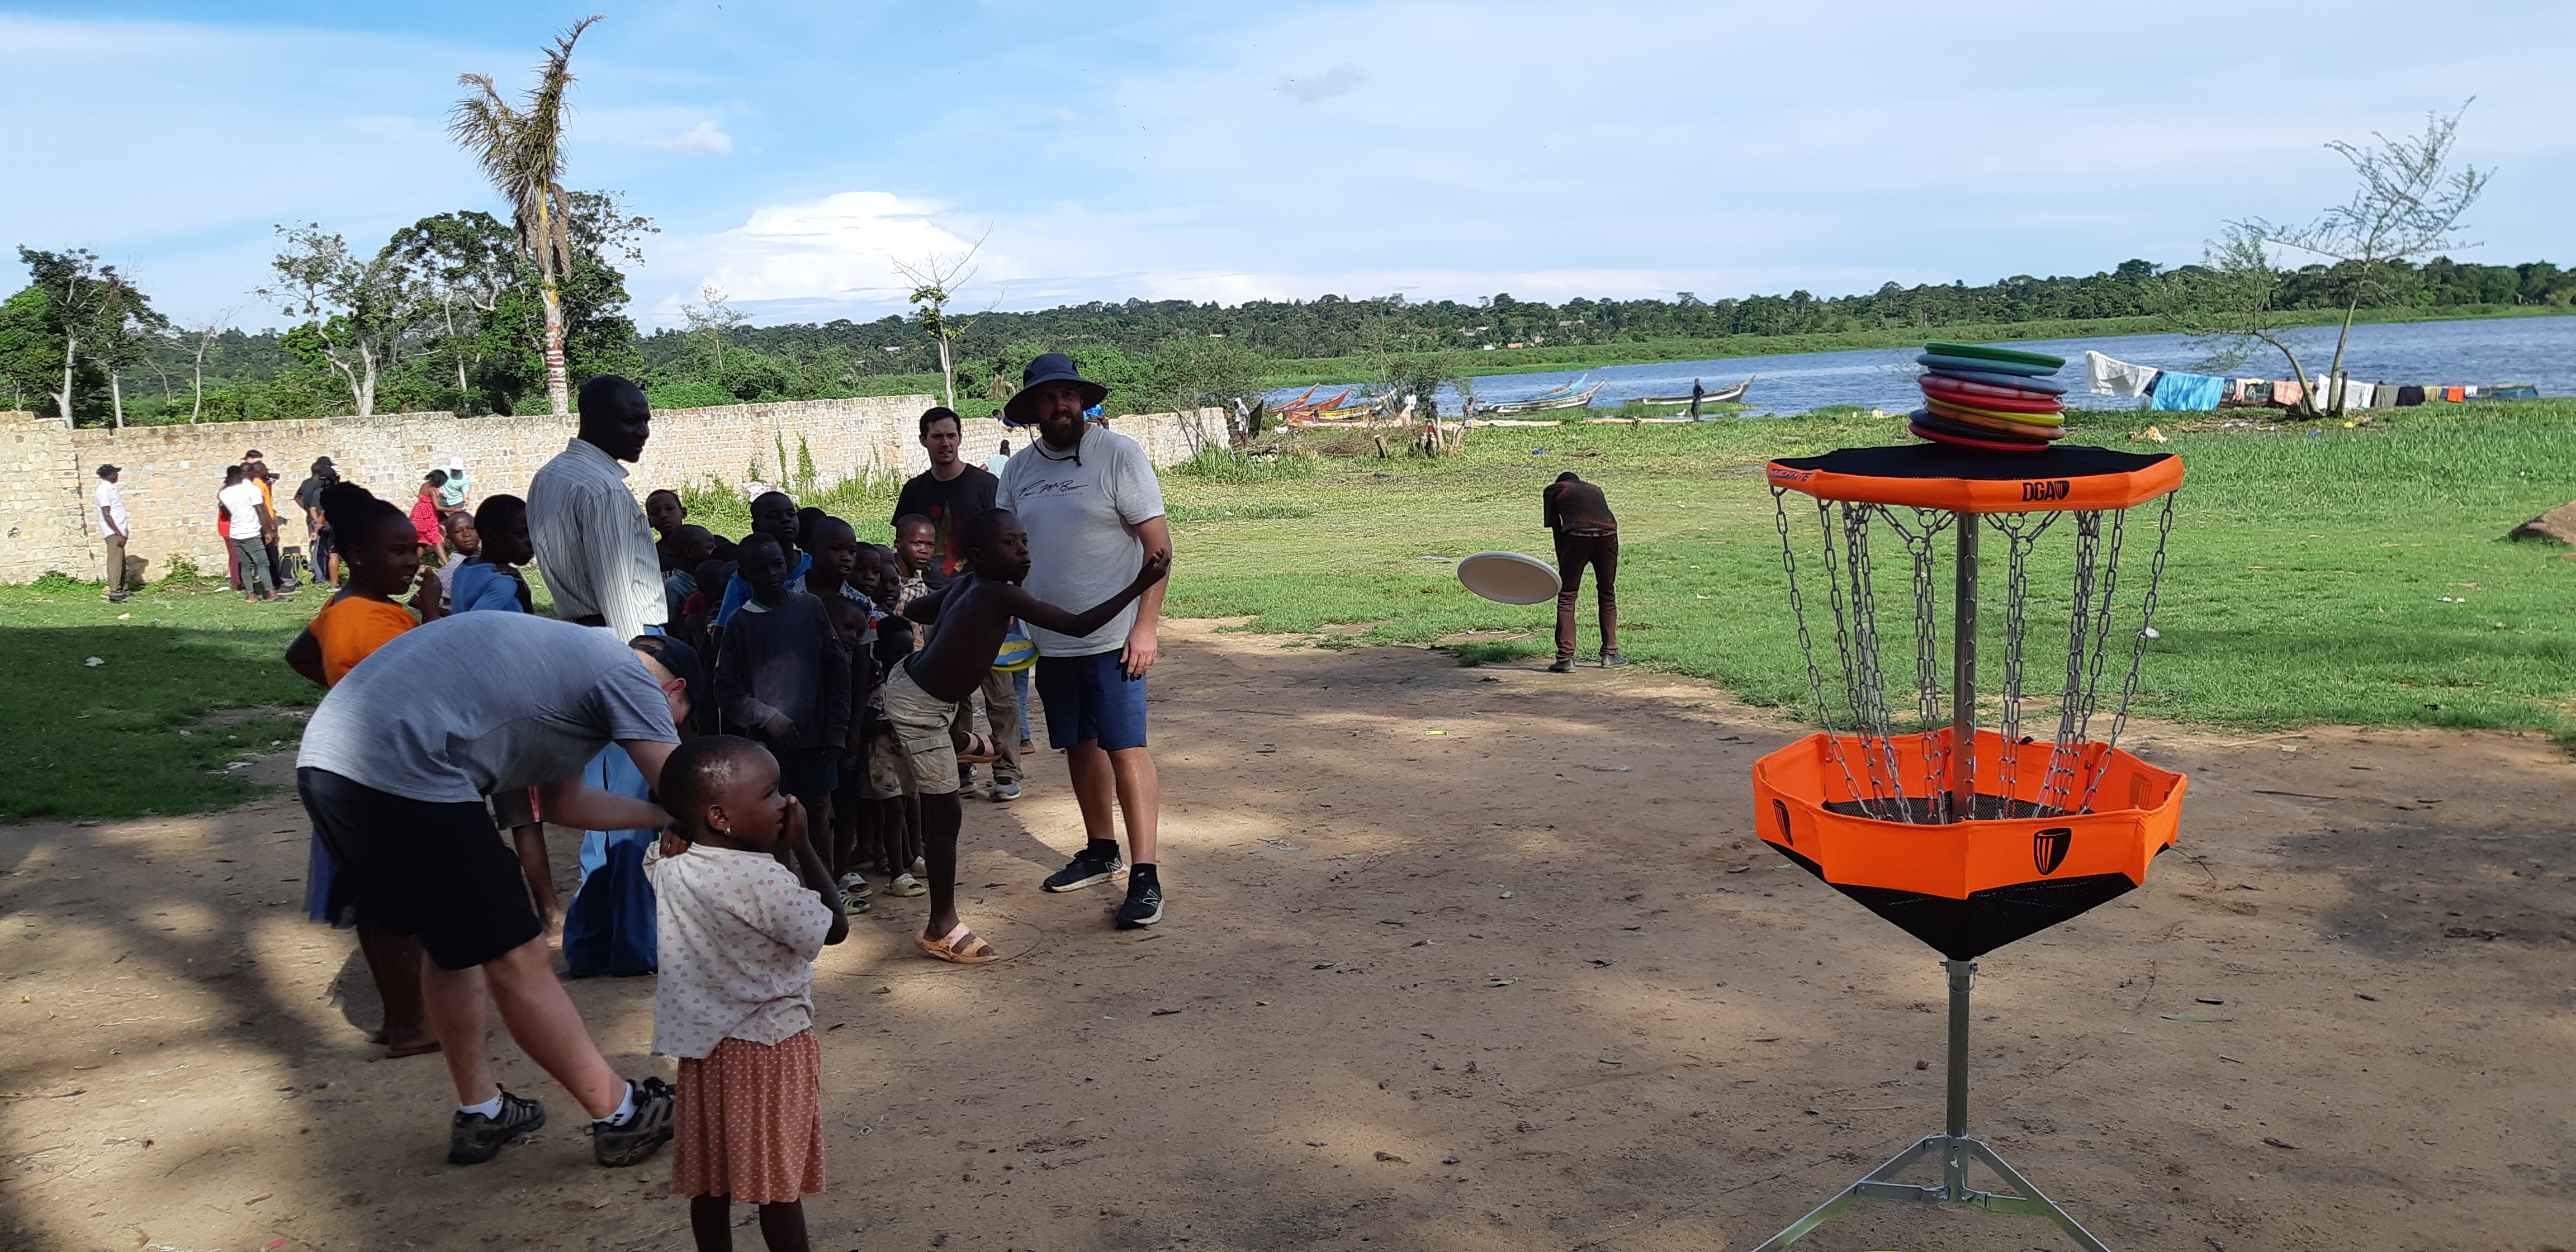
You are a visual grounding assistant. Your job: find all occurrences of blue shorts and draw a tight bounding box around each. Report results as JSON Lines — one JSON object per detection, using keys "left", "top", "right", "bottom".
{"left": 1035, "top": 650, "right": 1148, "bottom": 752}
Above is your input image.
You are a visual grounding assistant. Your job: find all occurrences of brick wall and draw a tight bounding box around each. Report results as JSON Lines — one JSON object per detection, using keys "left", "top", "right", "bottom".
{"left": 0, "top": 401, "right": 1227, "bottom": 586}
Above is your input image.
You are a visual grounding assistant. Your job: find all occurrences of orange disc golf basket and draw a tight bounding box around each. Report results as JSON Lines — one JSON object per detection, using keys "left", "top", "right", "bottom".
{"left": 1749, "top": 442, "right": 2187, "bottom": 1252}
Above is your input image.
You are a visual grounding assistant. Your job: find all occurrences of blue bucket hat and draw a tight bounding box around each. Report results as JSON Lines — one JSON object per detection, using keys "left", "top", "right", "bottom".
{"left": 1003, "top": 352, "right": 1109, "bottom": 427}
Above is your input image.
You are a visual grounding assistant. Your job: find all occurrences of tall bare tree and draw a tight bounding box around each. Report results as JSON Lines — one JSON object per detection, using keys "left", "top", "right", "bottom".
{"left": 683, "top": 282, "right": 749, "bottom": 375}
{"left": 2180, "top": 105, "right": 2487, "bottom": 415}
{"left": 891, "top": 233, "right": 988, "bottom": 410}
{"left": 449, "top": 15, "right": 604, "bottom": 417}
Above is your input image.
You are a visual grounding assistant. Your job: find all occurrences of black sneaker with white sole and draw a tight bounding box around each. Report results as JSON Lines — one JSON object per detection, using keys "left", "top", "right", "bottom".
{"left": 589, "top": 1076, "right": 676, "bottom": 1167}
{"left": 1043, "top": 843, "right": 1125, "bottom": 893}
{"left": 448, "top": 1089, "right": 547, "bottom": 1165}
{"left": 1114, "top": 876, "right": 1163, "bottom": 929}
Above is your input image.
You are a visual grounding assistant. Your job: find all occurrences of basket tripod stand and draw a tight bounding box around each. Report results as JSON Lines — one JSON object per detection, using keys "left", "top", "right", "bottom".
{"left": 1750, "top": 960, "right": 2109, "bottom": 1251}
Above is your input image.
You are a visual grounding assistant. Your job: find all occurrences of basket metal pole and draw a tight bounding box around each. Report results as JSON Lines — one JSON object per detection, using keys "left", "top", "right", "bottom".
{"left": 1943, "top": 959, "right": 1975, "bottom": 1198}
{"left": 1950, "top": 511, "right": 1978, "bottom": 817}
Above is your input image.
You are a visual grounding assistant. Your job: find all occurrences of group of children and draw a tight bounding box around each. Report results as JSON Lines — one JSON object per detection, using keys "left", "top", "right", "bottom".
{"left": 643, "top": 487, "right": 998, "bottom": 931}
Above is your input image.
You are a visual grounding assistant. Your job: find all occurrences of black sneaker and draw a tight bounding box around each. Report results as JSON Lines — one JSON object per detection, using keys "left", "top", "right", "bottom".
{"left": 588, "top": 1077, "right": 675, "bottom": 1167}
{"left": 1043, "top": 845, "right": 1125, "bottom": 893}
{"left": 1546, "top": 660, "right": 1575, "bottom": 674}
{"left": 1115, "top": 876, "right": 1163, "bottom": 929}
{"left": 448, "top": 1089, "right": 547, "bottom": 1165}
{"left": 1599, "top": 653, "right": 1628, "bottom": 668}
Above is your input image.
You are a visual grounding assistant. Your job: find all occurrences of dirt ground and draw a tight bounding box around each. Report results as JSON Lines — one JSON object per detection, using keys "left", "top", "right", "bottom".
{"left": 2, "top": 620, "right": 2572, "bottom": 1252}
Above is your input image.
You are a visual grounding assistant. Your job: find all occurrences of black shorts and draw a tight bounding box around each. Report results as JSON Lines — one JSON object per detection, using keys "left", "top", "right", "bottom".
{"left": 297, "top": 767, "right": 543, "bottom": 970}
{"left": 311, "top": 526, "right": 335, "bottom": 569}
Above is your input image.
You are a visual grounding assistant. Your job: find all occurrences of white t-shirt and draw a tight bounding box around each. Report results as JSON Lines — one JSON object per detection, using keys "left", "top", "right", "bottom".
{"left": 217, "top": 481, "right": 267, "bottom": 533}
{"left": 94, "top": 481, "right": 127, "bottom": 534}
{"left": 994, "top": 427, "right": 1166, "bottom": 657}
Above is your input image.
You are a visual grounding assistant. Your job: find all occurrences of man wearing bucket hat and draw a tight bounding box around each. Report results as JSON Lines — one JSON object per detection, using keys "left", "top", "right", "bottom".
{"left": 992, "top": 353, "right": 1174, "bottom": 928}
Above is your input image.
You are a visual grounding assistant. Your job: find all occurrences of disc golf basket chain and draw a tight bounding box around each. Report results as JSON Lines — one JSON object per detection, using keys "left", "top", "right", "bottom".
{"left": 1749, "top": 443, "right": 2188, "bottom": 1252}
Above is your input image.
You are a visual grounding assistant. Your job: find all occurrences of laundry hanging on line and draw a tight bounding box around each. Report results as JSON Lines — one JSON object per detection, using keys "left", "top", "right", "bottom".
{"left": 2083, "top": 350, "right": 2160, "bottom": 398}
{"left": 2148, "top": 371, "right": 2225, "bottom": 411}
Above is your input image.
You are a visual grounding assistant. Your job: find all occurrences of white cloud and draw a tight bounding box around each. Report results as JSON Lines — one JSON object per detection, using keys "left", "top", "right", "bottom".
{"left": 1272, "top": 62, "right": 1364, "bottom": 103}
{"left": 645, "top": 120, "right": 734, "bottom": 155}
{"left": 651, "top": 191, "right": 996, "bottom": 320}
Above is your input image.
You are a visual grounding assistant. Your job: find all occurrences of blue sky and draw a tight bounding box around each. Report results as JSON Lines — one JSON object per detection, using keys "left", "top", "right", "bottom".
{"left": 5, "top": 1, "right": 2569, "bottom": 329}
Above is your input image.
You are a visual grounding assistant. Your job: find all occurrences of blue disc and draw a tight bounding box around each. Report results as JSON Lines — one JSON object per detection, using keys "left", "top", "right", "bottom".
{"left": 1921, "top": 367, "right": 2067, "bottom": 396}
{"left": 1917, "top": 352, "right": 2059, "bottom": 378}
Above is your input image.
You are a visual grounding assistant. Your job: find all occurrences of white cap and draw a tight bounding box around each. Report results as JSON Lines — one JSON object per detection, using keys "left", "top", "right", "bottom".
{"left": 447, "top": 455, "right": 465, "bottom": 471}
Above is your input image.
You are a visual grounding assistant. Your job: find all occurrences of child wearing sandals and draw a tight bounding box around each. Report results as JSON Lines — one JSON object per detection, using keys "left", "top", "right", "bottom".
{"left": 282, "top": 482, "right": 447, "bottom": 1056}
{"left": 647, "top": 734, "right": 849, "bottom": 1252}
{"left": 892, "top": 507, "right": 1167, "bottom": 964}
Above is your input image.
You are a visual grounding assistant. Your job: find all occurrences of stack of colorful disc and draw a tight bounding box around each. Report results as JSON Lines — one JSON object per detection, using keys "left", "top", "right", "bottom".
{"left": 1910, "top": 342, "right": 2069, "bottom": 452}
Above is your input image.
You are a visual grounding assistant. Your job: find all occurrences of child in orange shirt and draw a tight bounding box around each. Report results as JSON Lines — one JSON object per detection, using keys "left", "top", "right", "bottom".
{"left": 285, "top": 483, "right": 446, "bottom": 1056}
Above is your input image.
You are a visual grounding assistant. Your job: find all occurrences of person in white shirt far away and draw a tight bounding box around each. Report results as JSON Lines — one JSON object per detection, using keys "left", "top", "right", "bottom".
{"left": 94, "top": 464, "right": 130, "bottom": 603}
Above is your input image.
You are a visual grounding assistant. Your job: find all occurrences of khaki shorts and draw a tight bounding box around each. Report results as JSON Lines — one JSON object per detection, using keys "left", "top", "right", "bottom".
{"left": 883, "top": 663, "right": 960, "bottom": 796}
{"left": 859, "top": 730, "right": 909, "bottom": 800}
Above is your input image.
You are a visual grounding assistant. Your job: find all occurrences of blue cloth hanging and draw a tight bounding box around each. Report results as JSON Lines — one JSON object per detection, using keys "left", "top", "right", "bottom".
{"left": 562, "top": 747, "right": 659, "bottom": 977}
{"left": 2149, "top": 371, "right": 2224, "bottom": 411}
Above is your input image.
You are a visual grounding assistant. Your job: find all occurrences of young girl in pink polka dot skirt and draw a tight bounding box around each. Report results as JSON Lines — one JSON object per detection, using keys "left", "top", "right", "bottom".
{"left": 647, "top": 736, "right": 851, "bottom": 1251}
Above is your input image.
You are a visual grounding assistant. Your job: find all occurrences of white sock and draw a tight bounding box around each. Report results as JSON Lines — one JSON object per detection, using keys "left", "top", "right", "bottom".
{"left": 596, "top": 1080, "right": 636, "bottom": 1126}
{"left": 459, "top": 1094, "right": 504, "bottom": 1119}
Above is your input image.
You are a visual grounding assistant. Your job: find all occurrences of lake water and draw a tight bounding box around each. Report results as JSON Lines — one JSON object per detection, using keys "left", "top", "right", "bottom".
{"left": 1267, "top": 315, "right": 2576, "bottom": 417}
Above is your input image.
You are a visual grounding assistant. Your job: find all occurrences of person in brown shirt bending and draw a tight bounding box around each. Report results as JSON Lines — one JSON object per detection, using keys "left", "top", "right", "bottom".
{"left": 1543, "top": 472, "right": 1622, "bottom": 673}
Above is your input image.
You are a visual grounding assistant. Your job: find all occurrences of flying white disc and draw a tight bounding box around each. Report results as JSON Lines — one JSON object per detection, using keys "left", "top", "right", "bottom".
{"left": 1456, "top": 551, "right": 1561, "bottom": 605}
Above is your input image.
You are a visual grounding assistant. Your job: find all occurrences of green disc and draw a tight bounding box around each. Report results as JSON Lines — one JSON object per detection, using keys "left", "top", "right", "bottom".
{"left": 1923, "top": 342, "right": 2068, "bottom": 369}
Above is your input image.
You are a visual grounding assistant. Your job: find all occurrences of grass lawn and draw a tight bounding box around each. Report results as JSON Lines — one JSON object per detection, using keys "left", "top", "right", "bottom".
{"left": 1153, "top": 400, "right": 2576, "bottom": 733}
{"left": 8, "top": 399, "right": 2573, "bottom": 822}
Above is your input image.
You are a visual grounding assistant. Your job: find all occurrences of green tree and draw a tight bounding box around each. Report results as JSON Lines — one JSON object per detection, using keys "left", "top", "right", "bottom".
{"left": 257, "top": 225, "right": 428, "bottom": 416}
{"left": 1142, "top": 335, "right": 1263, "bottom": 417}
{"left": 892, "top": 233, "right": 987, "bottom": 410}
{"left": 449, "top": 15, "right": 604, "bottom": 416}
{"left": 0, "top": 287, "right": 63, "bottom": 414}
{"left": 15, "top": 248, "right": 131, "bottom": 424}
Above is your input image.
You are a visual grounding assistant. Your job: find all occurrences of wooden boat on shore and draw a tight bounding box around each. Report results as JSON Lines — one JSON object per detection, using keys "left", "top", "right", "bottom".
{"left": 1635, "top": 376, "right": 1754, "bottom": 406}
{"left": 1481, "top": 383, "right": 1605, "bottom": 415}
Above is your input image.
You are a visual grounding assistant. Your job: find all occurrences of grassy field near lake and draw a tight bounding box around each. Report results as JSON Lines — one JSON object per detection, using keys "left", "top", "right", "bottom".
{"left": 1154, "top": 401, "right": 2576, "bottom": 734}
{"left": 6, "top": 399, "right": 2573, "bottom": 821}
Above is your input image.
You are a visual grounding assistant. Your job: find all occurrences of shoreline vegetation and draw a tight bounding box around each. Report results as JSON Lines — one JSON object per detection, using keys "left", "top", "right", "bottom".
{"left": 1257, "top": 303, "right": 2576, "bottom": 387}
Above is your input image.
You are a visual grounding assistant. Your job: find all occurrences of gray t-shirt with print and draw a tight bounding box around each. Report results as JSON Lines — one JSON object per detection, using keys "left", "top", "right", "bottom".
{"left": 298, "top": 611, "right": 678, "bottom": 803}
{"left": 995, "top": 426, "right": 1167, "bottom": 658}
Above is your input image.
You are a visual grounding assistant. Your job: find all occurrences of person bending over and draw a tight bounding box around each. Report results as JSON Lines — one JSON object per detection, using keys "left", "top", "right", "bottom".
{"left": 646, "top": 737, "right": 847, "bottom": 1252}
{"left": 895, "top": 508, "right": 1168, "bottom": 962}
{"left": 282, "top": 482, "right": 445, "bottom": 1057}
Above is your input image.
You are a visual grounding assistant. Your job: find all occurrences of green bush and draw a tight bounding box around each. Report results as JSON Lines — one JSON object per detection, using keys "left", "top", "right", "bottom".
{"left": 648, "top": 380, "right": 737, "bottom": 410}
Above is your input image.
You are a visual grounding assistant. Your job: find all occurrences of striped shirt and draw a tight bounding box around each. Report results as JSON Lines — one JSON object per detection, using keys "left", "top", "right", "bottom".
{"left": 527, "top": 438, "right": 666, "bottom": 642}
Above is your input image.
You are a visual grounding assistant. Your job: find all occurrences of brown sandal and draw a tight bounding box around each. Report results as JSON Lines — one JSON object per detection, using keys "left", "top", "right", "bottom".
{"left": 916, "top": 921, "right": 1000, "bottom": 965}
{"left": 955, "top": 731, "right": 1001, "bottom": 765}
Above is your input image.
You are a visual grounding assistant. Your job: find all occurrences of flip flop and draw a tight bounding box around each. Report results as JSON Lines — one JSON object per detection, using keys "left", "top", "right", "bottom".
{"left": 956, "top": 731, "right": 1001, "bottom": 765}
{"left": 916, "top": 921, "right": 1001, "bottom": 965}
{"left": 840, "top": 888, "right": 870, "bottom": 914}
{"left": 384, "top": 1038, "right": 444, "bottom": 1059}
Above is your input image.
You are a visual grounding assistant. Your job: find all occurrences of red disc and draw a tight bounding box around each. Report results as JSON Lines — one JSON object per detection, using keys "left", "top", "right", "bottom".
{"left": 1910, "top": 419, "right": 2051, "bottom": 453}
{"left": 1918, "top": 374, "right": 2067, "bottom": 413}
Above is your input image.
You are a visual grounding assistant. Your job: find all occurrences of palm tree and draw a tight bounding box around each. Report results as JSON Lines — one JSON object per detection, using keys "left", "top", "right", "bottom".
{"left": 448, "top": 15, "right": 602, "bottom": 418}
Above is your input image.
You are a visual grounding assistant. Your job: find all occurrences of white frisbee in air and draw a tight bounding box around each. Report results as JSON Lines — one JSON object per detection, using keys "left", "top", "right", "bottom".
{"left": 1457, "top": 551, "right": 1561, "bottom": 605}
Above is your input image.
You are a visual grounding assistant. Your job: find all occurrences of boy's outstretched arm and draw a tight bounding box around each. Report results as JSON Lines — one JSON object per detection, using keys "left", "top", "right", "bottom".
{"left": 1010, "top": 550, "right": 1170, "bottom": 641}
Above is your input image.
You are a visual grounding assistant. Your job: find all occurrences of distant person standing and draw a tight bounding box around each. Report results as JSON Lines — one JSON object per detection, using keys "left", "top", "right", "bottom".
{"left": 437, "top": 455, "right": 472, "bottom": 511}
{"left": 1543, "top": 471, "right": 1621, "bottom": 674}
{"left": 985, "top": 439, "right": 1012, "bottom": 477}
{"left": 219, "top": 464, "right": 281, "bottom": 603}
{"left": 252, "top": 461, "right": 299, "bottom": 591}
{"left": 892, "top": 407, "right": 999, "bottom": 590}
{"left": 296, "top": 457, "right": 340, "bottom": 585}
{"left": 1689, "top": 378, "right": 1706, "bottom": 419}
{"left": 94, "top": 464, "right": 129, "bottom": 603}
{"left": 529, "top": 374, "right": 673, "bottom": 978}
{"left": 996, "top": 353, "right": 1173, "bottom": 928}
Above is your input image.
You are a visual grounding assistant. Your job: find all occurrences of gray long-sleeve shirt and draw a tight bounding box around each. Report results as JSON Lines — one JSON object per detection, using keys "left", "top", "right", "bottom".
{"left": 713, "top": 591, "right": 851, "bottom": 751}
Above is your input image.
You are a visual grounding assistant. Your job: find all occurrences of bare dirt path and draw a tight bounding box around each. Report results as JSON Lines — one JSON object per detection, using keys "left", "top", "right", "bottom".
{"left": 2, "top": 621, "right": 2570, "bottom": 1251}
